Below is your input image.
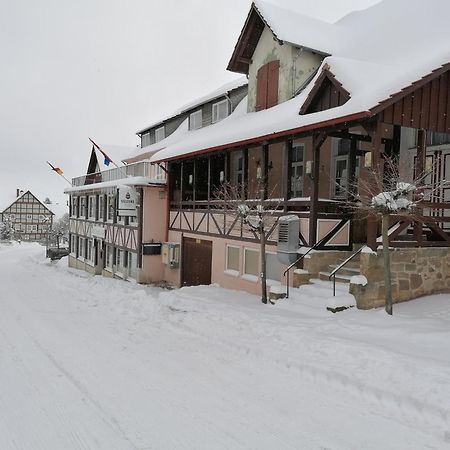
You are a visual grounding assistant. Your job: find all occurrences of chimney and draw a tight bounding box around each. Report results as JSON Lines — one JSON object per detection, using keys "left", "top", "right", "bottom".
{"left": 16, "top": 189, "right": 20, "bottom": 197}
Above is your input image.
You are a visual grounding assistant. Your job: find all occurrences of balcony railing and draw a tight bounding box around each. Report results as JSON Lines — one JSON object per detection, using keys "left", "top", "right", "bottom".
{"left": 71, "top": 161, "right": 165, "bottom": 187}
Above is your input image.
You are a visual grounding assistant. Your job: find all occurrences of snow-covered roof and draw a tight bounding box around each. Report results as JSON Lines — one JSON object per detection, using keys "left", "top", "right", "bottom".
{"left": 1, "top": 190, "right": 55, "bottom": 215}
{"left": 64, "top": 177, "right": 164, "bottom": 194}
{"left": 148, "top": 0, "right": 450, "bottom": 163}
{"left": 136, "top": 76, "right": 247, "bottom": 135}
{"left": 253, "top": 0, "right": 338, "bottom": 55}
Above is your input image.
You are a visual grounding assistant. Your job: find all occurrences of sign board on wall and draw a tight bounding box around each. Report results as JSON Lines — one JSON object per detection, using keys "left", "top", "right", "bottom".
{"left": 117, "top": 186, "right": 137, "bottom": 217}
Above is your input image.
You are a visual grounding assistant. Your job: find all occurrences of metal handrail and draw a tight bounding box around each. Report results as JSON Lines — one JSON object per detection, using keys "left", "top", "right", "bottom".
{"left": 283, "top": 240, "right": 324, "bottom": 299}
{"left": 328, "top": 246, "right": 366, "bottom": 296}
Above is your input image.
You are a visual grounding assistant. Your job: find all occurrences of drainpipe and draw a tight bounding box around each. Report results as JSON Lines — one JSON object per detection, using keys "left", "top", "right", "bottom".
{"left": 292, "top": 47, "right": 304, "bottom": 98}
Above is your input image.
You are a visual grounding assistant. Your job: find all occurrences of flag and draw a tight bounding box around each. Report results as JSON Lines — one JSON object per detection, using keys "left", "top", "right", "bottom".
{"left": 89, "top": 138, "right": 114, "bottom": 166}
{"left": 97, "top": 147, "right": 113, "bottom": 166}
{"left": 47, "top": 161, "right": 63, "bottom": 176}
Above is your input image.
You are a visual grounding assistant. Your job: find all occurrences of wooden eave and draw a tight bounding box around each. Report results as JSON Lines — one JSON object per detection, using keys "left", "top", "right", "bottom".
{"left": 227, "top": 5, "right": 268, "bottom": 74}
{"left": 299, "top": 65, "right": 351, "bottom": 115}
{"left": 155, "top": 111, "right": 371, "bottom": 164}
{"left": 370, "top": 62, "right": 450, "bottom": 115}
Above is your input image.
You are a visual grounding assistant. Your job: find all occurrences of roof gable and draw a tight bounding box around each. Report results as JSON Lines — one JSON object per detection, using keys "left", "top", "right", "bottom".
{"left": 299, "top": 66, "right": 350, "bottom": 115}
{"left": 1, "top": 190, "right": 54, "bottom": 215}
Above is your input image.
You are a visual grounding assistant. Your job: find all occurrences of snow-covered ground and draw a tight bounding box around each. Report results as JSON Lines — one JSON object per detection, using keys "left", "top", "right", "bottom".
{"left": 0, "top": 243, "right": 449, "bottom": 449}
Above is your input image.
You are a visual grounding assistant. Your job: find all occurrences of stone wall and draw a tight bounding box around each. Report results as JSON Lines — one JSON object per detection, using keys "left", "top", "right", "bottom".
{"left": 303, "top": 250, "right": 354, "bottom": 278}
{"left": 350, "top": 247, "right": 450, "bottom": 309}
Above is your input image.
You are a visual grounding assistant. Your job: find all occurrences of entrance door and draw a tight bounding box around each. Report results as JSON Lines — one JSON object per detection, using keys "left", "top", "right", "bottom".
{"left": 94, "top": 239, "right": 104, "bottom": 275}
{"left": 182, "top": 237, "right": 212, "bottom": 286}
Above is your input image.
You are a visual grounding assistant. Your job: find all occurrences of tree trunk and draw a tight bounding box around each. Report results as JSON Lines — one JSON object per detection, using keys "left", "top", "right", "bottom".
{"left": 382, "top": 214, "right": 393, "bottom": 315}
{"left": 260, "top": 224, "right": 268, "bottom": 304}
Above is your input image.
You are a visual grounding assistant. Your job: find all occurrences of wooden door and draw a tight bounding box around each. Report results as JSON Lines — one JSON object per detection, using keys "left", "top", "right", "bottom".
{"left": 182, "top": 237, "right": 212, "bottom": 286}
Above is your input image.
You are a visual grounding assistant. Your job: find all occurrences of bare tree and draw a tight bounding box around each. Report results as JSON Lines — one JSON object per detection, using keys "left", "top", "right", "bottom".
{"left": 343, "top": 157, "right": 448, "bottom": 315}
{"left": 0, "top": 216, "right": 14, "bottom": 241}
{"left": 214, "top": 180, "right": 280, "bottom": 305}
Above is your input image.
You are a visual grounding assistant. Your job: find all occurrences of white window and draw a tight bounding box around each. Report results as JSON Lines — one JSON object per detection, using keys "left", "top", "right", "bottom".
{"left": 31, "top": 224, "right": 37, "bottom": 232}
{"left": 78, "top": 237, "right": 85, "bottom": 259}
{"left": 155, "top": 126, "right": 165, "bottom": 142}
{"left": 38, "top": 214, "right": 45, "bottom": 222}
{"left": 26, "top": 214, "right": 32, "bottom": 222}
{"left": 98, "top": 195, "right": 104, "bottom": 221}
{"left": 14, "top": 223, "right": 21, "bottom": 231}
{"left": 86, "top": 239, "right": 94, "bottom": 263}
{"left": 88, "top": 196, "right": 96, "bottom": 219}
{"left": 107, "top": 195, "right": 115, "bottom": 221}
{"left": 290, "top": 143, "right": 304, "bottom": 198}
{"left": 212, "top": 99, "right": 229, "bottom": 123}
{"left": 26, "top": 224, "right": 32, "bottom": 232}
{"left": 70, "top": 235, "right": 77, "bottom": 255}
{"left": 225, "top": 245, "right": 240, "bottom": 274}
{"left": 9, "top": 214, "right": 15, "bottom": 222}
{"left": 128, "top": 252, "right": 137, "bottom": 279}
{"left": 189, "top": 110, "right": 202, "bottom": 130}
{"left": 244, "top": 248, "right": 259, "bottom": 278}
{"left": 71, "top": 196, "right": 78, "bottom": 217}
{"left": 105, "top": 245, "right": 113, "bottom": 269}
{"left": 80, "top": 196, "right": 87, "bottom": 217}
{"left": 141, "top": 132, "right": 151, "bottom": 147}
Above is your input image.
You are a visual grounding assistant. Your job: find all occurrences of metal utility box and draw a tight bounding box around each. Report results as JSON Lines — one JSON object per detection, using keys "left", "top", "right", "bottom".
{"left": 142, "top": 243, "right": 162, "bottom": 256}
{"left": 277, "top": 215, "right": 300, "bottom": 265}
{"left": 161, "top": 242, "right": 180, "bottom": 269}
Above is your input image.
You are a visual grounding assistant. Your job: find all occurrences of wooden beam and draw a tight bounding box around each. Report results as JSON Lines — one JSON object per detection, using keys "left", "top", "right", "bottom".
{"left": 328, "top": 131, "right": 372, "bottom": 142}
{"left": 309, "top": 132, "right": 327, "bottom": 246}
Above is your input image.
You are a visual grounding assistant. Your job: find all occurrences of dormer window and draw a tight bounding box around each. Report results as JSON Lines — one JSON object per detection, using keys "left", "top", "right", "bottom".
{"left": 212, "top": 99, "right": 229, "bottom": 123}
{"left": 155, "top": 126, "right": 165, "bottom": 143}
{"left": 189, "top": 110, "right": 202, "bottom": 130}
{"left": 141, "top": 132, "right": 151, "bottom": 147}
{"left": 256, "top": 60, "right": 280, "bottom": 111}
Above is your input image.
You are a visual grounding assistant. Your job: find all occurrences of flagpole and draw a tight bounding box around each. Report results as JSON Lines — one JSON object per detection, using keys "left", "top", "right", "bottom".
{"left": 46, "top": 161, "right": 72, "bottom": 185}
{"left": 89, "top": 138, "right": 121, "bottom": 169}
{"left": 89, "top": 137, "right": 129, "bottom": 180}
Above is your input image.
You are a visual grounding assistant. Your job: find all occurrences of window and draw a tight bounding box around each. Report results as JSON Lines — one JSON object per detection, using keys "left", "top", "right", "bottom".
{"left": 226, "top": 246, "right": 240, "bottom": 274}
{"left": 128, "top": 252, "right": 137, "bottom": 279}
{"left": 155, "top": 126, "right": 165, "bottom": 142}
{"left": 86, "top": 239, "right": 93, "bottom": 263}
{"left": 71, "top": 196, "right": 78, "bottom": 217}
{"left": 189, "top": 110, "right": 202, "bottom": 130}
{"left": 331, "top": 138, "right": 360, "bottom": 199}
{"left": 31, "top": 224, "right": 37, "bottom": 232}
{"left": 244, "top": 248, "right": 259, "bottom": 278}
{"left": 79, "top": 196, "right": 87, "bottom": 217}
{"left": 255, "top": 60, "right": 280, "bottom": 111}
{"left": 26, "top": 214, "right": 32, "bottom": 222}
{"left": 105, "top": 245, "right": 113, "bottom": 269}
{"left": 107, "top": 195, "right": 115, "bottom": 221}
{"left": 70, "top": 235, "right": 77, "bottom": 255}
{"left": 212, "top": 99, "right": 229, "bottom": 123}
{"left": 290, "top": 143, "right": 304, "bottom": 198}
{"left": 98, "top": 195, "right": 104, "bottom": 221}
{"left": 26, "top": 224, "right": 32, "bottom": 232}
{"left": 141, "top": 132, "right": 151, "bottom": 147}
{"left": 231, "top": 150, "right": 245, "bottom": 190}
{"left": 88, "top": 196, "right": 96, "bottom": 219}
{"left": 78, "top": 237, "right": 85, "bottom": 259}
{"left": 9, "top": 214, "right": 15, "bottom": 222}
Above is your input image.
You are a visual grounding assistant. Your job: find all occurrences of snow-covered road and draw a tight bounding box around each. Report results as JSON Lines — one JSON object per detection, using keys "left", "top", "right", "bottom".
{"left": 0, "top": 243, "right": 449, "bottom": 449}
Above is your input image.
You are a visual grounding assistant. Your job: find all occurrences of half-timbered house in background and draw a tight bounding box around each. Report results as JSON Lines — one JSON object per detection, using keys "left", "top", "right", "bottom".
{"left": 1, "top": 190, "right": 54, "bottom": 241}
{"left": 67, "top": 0, "right": 450, "bottom": 309}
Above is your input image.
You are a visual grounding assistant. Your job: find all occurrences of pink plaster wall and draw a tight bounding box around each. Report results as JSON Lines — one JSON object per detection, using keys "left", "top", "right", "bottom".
{"left": 140, "top": 186, "right": 168, "bottom": 283}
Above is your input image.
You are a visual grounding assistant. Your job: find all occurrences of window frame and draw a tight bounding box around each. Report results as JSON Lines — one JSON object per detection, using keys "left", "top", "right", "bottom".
{"left": 225, "top": 245, "right": 240, "bottom": 276}
{"left": 189, "top": 110, "right": 202, "bottom": 130}
{"left": 243, "top": 247, "right": 260, "bottom": 280}
{"left": 155, "top": 126, "right": 165, "bottom": 143}
{"left": 212, "top": 99, "right": 229, "bottom": 123}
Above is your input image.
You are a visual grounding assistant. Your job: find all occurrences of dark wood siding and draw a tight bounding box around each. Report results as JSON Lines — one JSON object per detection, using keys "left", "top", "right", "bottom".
{"left": 302, "top": 77, "right": 350, "bottom": 115}
{"left": 380, "top": 69, "right": 450, "bottom": 133}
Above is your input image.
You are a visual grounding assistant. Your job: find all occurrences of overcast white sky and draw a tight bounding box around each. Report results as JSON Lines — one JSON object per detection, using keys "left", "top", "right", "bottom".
{"left": 0, "top": 0, "right": 379, "bottom": 214}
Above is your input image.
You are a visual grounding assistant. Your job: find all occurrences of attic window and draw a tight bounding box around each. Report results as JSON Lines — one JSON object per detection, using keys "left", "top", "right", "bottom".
{"left": 155, "top": 126, "right": 165, "bottom": 143}
{"left": 212, "top": 99, "right": 229, "bottom": 123}
{"left": 189, "top": 110, "right": 202, "bottom": 130}
{"left": 141, "top": 132, "right": 151, "bottom": 147}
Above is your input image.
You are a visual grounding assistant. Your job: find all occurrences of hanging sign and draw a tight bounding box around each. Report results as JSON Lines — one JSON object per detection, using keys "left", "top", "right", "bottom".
{"left": 117, "top": 186, "right": 137, "bottom": 217}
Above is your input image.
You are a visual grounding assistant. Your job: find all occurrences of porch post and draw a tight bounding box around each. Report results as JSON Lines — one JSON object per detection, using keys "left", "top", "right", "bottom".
{"left": 309, "top": 132, "right": 327, "bottom": 246}
{"left": 414, "top": 129, "right": 427, "bottom": 245}
{"left": 284, "top": 139, "right": 293, "bottom": 212}
{"left": 367, "top": 119, "right": 383, "bottom": 250}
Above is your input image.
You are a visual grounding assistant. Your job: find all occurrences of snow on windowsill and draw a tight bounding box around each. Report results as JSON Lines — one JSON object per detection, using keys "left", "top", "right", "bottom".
{"left": 241, "top": 274, "right": 259, "bottom": 283}
{"left": 224, "top": 269, "right": 240, "bottom": 278}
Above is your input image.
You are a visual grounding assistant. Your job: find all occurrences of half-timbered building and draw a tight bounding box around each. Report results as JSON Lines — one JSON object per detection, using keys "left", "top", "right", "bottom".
{"left": 1, "top": 190, "right": 54, "bottom": 241}
{"left": 141, "top": 0, "right": 450, "bottom": 306}
{"left": 65, "top": 145, "right": 167, "bottom": 283}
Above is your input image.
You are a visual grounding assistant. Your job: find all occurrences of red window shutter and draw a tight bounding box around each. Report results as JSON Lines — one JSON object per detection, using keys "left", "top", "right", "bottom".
{"left": 256, "top": 64, "right": 269, "bottom": 111}
{"left": 267, "top": 60, "right": 280, "bottom": 108}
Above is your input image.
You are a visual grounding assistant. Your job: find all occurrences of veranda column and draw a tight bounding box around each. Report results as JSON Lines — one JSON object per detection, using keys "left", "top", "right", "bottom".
{"left": 413, "top": 129, "right": 427, "bottom": 244}
{"left": 309, "top": 132, "right": 327, "bottom": 246}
